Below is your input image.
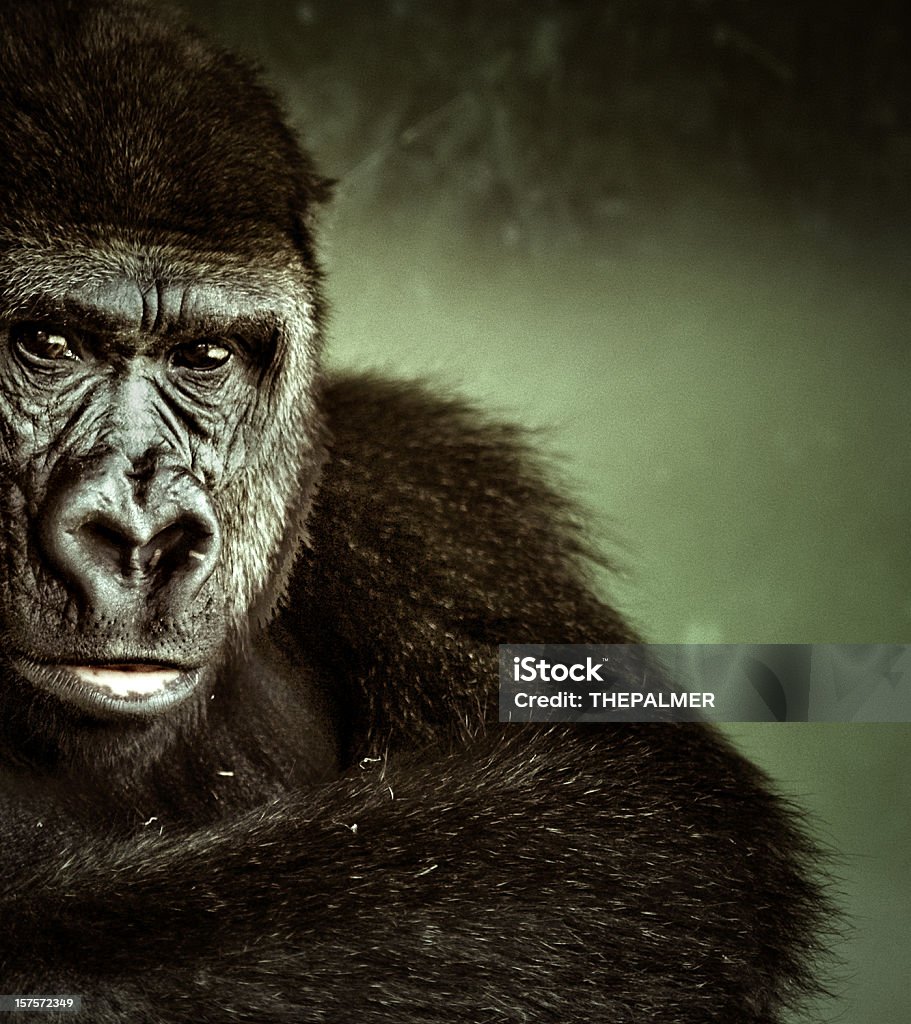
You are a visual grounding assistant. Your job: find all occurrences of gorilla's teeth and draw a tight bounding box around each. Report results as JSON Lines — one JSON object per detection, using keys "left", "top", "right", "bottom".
{"left": 66, "top": 666, "right": 182, "bottom": 696}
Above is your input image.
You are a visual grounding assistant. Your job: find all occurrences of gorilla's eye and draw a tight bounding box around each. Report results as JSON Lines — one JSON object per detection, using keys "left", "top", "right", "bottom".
{"left": 171, "top": 341, "right": 232, "bottom": 371}
{"left": 12, "top": 324, "right": 78, "bottom": 363}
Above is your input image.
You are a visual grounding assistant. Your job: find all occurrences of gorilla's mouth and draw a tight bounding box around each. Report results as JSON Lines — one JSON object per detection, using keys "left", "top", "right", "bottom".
{"left": 13, "top": 658, "right": 201, "bottom": 718}
{"left": 66, "top": 664, "right": 184, "bottom": 695}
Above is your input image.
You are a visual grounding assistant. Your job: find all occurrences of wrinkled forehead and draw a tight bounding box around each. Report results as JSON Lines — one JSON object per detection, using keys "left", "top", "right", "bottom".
{"left": 0, "top": 239, "right": 312, "bottom": 302}
{"left": 0, "top": 239, "right": 322, "bottom": 366}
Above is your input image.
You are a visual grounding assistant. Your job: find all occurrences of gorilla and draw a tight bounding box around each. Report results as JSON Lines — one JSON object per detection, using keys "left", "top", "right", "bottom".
{"left": 0, "top": 2, "right": 829, "bottom": 1022}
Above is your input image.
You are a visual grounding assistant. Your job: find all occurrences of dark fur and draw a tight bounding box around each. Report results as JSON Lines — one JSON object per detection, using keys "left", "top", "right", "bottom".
{"left": 0, "top": 3, "right": 830, "bottom": 1022}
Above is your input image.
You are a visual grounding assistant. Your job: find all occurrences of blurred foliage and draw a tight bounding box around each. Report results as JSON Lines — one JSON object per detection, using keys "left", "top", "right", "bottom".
{"left": 178, "top": 0, "right": 910, "bottom": 253}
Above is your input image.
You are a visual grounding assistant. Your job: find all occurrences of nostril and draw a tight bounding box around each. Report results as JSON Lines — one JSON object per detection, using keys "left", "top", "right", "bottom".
{"left": 75, "top": 516, "right": 215, "bottom": 585}
{"left": 137, "top": 519, "right": 214, "bottom": 579}
{"left": 77, "top": 521, "right": 136, "bottom": 577}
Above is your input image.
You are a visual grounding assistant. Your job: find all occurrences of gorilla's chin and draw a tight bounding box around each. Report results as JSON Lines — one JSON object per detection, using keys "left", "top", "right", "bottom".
{"left": 12, "top": 657, "right": 202, "bottom": 718}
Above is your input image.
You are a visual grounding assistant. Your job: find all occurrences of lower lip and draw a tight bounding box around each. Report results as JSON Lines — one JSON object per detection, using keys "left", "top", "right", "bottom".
{"left": 13, "top": 659, "right": 201, "bottom": 717}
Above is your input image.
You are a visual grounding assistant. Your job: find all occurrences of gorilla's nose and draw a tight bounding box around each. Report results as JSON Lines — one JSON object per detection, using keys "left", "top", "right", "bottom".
{"left": 39, "top": 455, "right": 220, "bottom": 615}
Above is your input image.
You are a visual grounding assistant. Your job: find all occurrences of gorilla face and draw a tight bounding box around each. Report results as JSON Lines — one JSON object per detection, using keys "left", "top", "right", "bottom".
{"left": 0, "top": 243, "right": 325, "bottom": 720}
{"left": 0, "top": 2, "right": 330, "bottom": 721}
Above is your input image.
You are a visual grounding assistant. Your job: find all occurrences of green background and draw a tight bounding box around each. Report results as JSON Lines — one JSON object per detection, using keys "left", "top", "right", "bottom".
{"left": 179, "top": 4, "right": 910, "bottom": 1019}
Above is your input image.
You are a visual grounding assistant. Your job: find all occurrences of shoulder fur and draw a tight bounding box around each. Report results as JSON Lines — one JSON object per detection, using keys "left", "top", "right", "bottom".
{"left": 283, "top": 372, "right": 636, "bottom": 756}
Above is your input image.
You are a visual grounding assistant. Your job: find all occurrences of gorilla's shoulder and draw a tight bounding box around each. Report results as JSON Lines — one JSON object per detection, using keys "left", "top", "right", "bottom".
{"left": 284, "top": 372, "right": 635, "bottom": 754}
{"left": 314, "top": 371, "right": 634, "bottom": 645}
